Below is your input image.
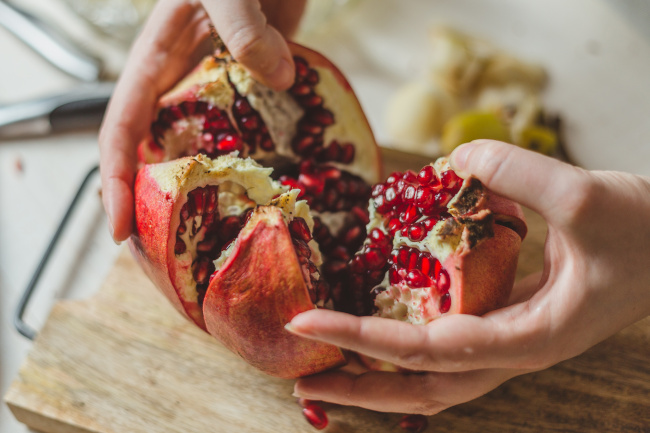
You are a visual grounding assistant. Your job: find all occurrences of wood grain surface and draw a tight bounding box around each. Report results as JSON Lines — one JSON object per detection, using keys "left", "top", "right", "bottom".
{"left": 4, "top": 149, "right": 649, "bottom": 432}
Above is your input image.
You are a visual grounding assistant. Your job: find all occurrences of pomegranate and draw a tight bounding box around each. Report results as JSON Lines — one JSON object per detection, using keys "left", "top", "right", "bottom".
{"left": 350, "top": 157, "right": 527, "bottom": 324}
{"left": 130, "top": 42, "right": 526, "bottom": 380}
{"left": 130, "top": 43, "right": 380, "bottom": 378}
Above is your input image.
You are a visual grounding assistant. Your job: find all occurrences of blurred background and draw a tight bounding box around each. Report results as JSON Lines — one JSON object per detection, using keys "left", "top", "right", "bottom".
{"left": 1, "top": 0, "right": 649, "bottom": 431}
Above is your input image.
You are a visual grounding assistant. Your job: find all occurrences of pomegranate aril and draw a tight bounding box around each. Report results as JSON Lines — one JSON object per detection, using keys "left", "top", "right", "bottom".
{"left": 417, "top": 165, "right": 436, "bottom": 185}
{"left": 192, "top": 257, "right": 214, "bottom": 285}
{"left": 293, "top": 239, "right": 312, "bottom": 258}
{"left": 384, "top": 186, "right": 400, "bottom": 207}
{"left": 441, "top": 170, "right": 463, "bottom": 193}
{"left": 435, "top": 191, "right": 452, "bottom": 207}
{"left": 291, "top": 83, "right": 311, "bottom": 96}
{"left": 294, "top": 56, "right": 309, "bottom": 79}
{"left": 218, "top": 216, "right": 242, "bottom": 243}
{"left": 310, "top": 109, "right": 334, "bottom": 126}
{"left": 399, "top": 205, "right": 420, "bottom": 225}
{"left": 306, "top": 69, "right": 320, "bottom": 86}
{"left": 289, "top": 218, "right": 312, "bottom": 242}
{"left": 437, "top": 269, "right": 450, "bottom": 294}
{"left": 439, "top": 292, "right": 451, "bottom": 313}
{"left": 339, "top": 143, "right": 355, "bottom": 164}
{"left": 408, "top": 250, "right": 419, "bottom": 270}
{"left": 402, "top": 170, "right": 418, "bottom": 184}
{"left": 197, "top": 235, "right": 218, "bottom": 253}
{"left": 174, "top": 237, "right": 186, "bottom": 255}
{"left": 372, "top": 183, "right": 385, "bottom": 198}
{"left": 386, "top": 172, "right": 402, "bottom": 185}
{"left": 369, "top": 228, "right": 387, "bottom": 244}
{"left": 260, "top": 137, "right": 274, "bottom": 151}
{"left": 423, "top": 217, "right": 437, "bottom": 231}
{"left": 420, "top": 254, "right": 434, "bottom": 277}
{"left": 351, "top": 206, "right": 370, "bottom": 224}
{"left": 240, "top": 116, "right": 259, "bottom": 130}
{"left": 233, "top": 98, "right": 252, "bottom": 115}
{"left": 190, "top": 188, "right": 205, "bottom": 216}
{"left": 408, "top": 223, "right": 426, "bottom": 242}
{"left": 302, "top": 94, "right": 323, "bottom": 107}
{"left": 389, "top": 265, "right": 403, "bottom": 284}
{"left": 388, "top": 218, "right": 402, "bottom": 235}
{"left": 402, "top": 185, "right": 417, "bottom": 202}
{"left": 399, "top": 414, "right": 428, "bottom": 433}
{"left": 363, "top": 248, "right": 386, "bottom": 271}
{"left": 406, "top": 269, "right": 430, "bottom": 288}
{"left": 216, "top": 135, "right": 243, "bottom": 153}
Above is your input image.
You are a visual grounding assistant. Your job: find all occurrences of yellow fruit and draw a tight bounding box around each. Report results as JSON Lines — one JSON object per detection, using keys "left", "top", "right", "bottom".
{"left": 517, "top": 125, "right": 558, "bottom": 155}
{"left": 440, "top": 111, "right": 511, "bottom": 154}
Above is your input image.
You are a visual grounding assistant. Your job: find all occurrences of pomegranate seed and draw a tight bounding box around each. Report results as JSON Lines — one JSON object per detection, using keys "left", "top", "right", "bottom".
{"left": 218, "top": 216, "right": 242, "bottom": 242}
{"left": 330, "top": 245, "right": 350, "bottom": 261}
{"left": 422, "top": 217, "right": 437, "bottom": 231}
{"left": 439, "top": 292, "right": 451, "bottom": 313}
{"left": 180, "top": 203, "right": 190, "bottom": 221}
{"left": 388, "top": 218, "right": 402, "bottom": 235}
{"left": 293, "top": 135, "right": 316, "bottom": 154}
{"left": 343, "top": 226, "right": 363, "bottom": 245}
{"left": 305, "top": 69, "right": 320, "bottom": 86}
{"left": 233, "top": 98, "right": 252, "bottom": 115}
{"left": 417, "top": 165, "right": 436, "bottom": 185}
{"left": 373, "top": 195, "right": 390, "bottom": 213}
{"left": 386, "top": 172, "right": 402, "bottom": 185}
{"left": 369, "top": 228, "right": 387, "bottom": 243}
{"left": 435, "top": 191, "right": 452, "bottom": 208}
{"left": 384, "top": 186, "right": 401, "bottom": 207}
{"left": 174, "top": 237, "right": 186, "bottom": 255}
{"left": 434, "top": 259, "right": 442, "bottom": 278}
{"left": 408, "top": 250, "right": 419, "bottom": 270}
{"left": 408, "top": 223, "right": 426, "bottom": 242}
{"left": 293, "top": 239, "right": 312, "bottom": 258}
{"left": 190, "top": 188, "right": 205, "bottom": 216}
{"left": 208, "top": 118, "right": 231, "bottom": 131}
{"left": 400, "top": 226, "right": 409, "bottom": 237}
{"left": 437, "top": 269, "right": 450, "bottom": 294}
{"left": 399, "top": 414, "right": 428, "bottom": 433}
{"left": 179, "top": 100, "right": 196, "bottom": 116}
{"left": 399, "top": 205, "right": 420, "bottom": 224}
{"left": 300, "top": 122, "right": 323, "bottom": 135}
{"left": 389, "top": 265, "right": 402, "bottom": 284}
{"left": 441, "top": 170, "right": 463, "bottom": 193}
{"left": 402, "top": 185, "right": 417, "bottom": 202}
{"left": 402, "top": 170, "right": 418, "bottom": 183}
{"left": 371, "top": 183, "right": 385, "bottom": 197}
{"left": 415, "top": 186, "right": 436, "bottom": 209}
{"left": 302, "top": 94, "right": 323, "bottom": 107}
{"left": 350, "top": 255, "right": 366, "bottom": 273}
{"left": 351, "top": 206, "right": 370, "bottom": 224}
{"left": 289, "top": 218, "right": 312, "bottom": 242}
{"left": 395, "top": 248, "right": 409, "bottom": 267}
{"left": 419, "top": 253, "right": 434, "bottom": 277}
{"left": 240, "top": 116, "right": 259, "bottom": 130}
{"left": 363, "top": 248, "right": 386, "bottom": 270}
{"left": 299, "top": 173, "right": 325, "bottom": 195}
{"left": 311, "top": 109, "right": 334, "bottom": 126}
{"left": 406, "top": 269, "right": 430, "bottom": 288}
{"left": 260, "top": 137, "right": 274, "bottom": 151}
{"left": 192, "top": 257, "right": 214, "bottom": 285}
{"left": 216, "top": 135, "right": 243, "bottom": 153}
{"left": 339, "top": 143, "right": 355, "bottom": 163}
{"left": 294, "top": 56, "right": 308, "bottom": 79}
{"left": 291, "top": 83, "right": 311, "bottom": 96}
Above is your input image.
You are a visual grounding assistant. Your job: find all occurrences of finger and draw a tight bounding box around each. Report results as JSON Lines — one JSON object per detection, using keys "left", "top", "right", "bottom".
{"left": 294, "top": 368, "right": 521, "bottom": 414}
{"left": 508, "top": 271, "right": 543, "bottom": 305}
{"left": 288, "top": 309, "right": 542, "bottom": 372}
{"left": 99, "top": 0, "right": 211, "bottom": 241}
{"left": 449, "top": 140, "right": 586, "bottom": 220}
{"left": 203, "top": 0, "right": 295, "bottom": 90}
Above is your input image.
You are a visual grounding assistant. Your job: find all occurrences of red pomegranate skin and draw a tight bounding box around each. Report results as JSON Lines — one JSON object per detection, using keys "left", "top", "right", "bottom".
{"left": 203, "top": 206, "right": 346, "bottom": 379}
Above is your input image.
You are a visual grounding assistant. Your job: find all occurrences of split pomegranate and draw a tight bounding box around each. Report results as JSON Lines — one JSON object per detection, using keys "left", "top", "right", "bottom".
{"left": 130, "top": 42, "right": 526, "bottom": 380}
{"left": 130, "top": 43, "right": 380, "bottom": 378}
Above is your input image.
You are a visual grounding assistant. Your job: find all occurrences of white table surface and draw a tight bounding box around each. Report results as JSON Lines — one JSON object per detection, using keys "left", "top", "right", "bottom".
{"left": 2, "top": 0, "right": 649, "bottom": 431}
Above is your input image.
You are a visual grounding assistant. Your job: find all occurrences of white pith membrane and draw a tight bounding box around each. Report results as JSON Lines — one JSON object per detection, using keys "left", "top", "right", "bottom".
{"left": 150, "top": 153, "right": 327, "bottom": 308}
{"left": 369, "top": 158, "right": 482, "bottom": 325}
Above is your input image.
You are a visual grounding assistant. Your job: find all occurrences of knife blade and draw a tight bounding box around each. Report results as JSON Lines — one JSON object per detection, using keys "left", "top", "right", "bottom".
{"left": 0, "top": 82, "right": 114, "bottom": 139}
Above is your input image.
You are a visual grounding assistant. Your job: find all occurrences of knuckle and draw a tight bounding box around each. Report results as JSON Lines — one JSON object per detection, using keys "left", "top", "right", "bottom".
{"left": 226, "top": 24, "right": 268, "bottom": 65}
{"left": 396, "top": 350, "right": 433, "bottom": 371}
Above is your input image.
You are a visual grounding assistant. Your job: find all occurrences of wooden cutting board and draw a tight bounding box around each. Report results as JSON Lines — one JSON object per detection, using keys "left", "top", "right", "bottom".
{"left": 5, "top": 150, "right": 650, "bottom": 433}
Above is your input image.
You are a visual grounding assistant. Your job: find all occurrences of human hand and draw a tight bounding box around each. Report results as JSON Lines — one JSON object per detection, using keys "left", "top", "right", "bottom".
{"left": 99, "top": 0, "right": 305, "bottom": 242}
{"left": 286, "top": 139, "right": 650, "bottom": 414}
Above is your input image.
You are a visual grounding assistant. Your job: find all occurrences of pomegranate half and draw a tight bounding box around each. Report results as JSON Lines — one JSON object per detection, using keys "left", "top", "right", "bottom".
{"left": 129, "top": 42, "right": 526, "bottom": 379}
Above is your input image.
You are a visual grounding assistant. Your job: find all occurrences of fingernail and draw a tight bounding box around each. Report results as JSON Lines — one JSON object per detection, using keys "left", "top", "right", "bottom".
{"left": 107, "top": 213, "right": 121, "bottom": 245}
{"left": 265, "top": 58, "right": 293, "bottom": 90}
{"left": 284, "top": 322, "right": 303, "bottom": 335}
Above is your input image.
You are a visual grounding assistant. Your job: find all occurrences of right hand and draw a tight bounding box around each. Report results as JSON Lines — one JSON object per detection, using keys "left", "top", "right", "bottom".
{"left": 99, "top": 0, "right": 305, "bottom": 242}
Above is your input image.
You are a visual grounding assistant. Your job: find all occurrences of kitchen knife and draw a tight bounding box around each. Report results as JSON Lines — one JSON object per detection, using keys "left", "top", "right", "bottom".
{"left": 0, "top": 82, "right": 114, "bottom": 139}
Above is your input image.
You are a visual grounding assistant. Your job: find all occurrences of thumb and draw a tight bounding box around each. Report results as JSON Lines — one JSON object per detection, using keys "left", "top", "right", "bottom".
{"left": 449, "top": 140, "right": 582, "bottom": 218}
{"left": 204, "top": 0, "right": 295, "bottom": 91}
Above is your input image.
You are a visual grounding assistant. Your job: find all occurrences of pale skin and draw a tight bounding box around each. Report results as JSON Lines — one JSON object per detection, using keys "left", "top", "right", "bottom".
{"left": 100, "top": 0, "right": 650, "bottom": 415}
